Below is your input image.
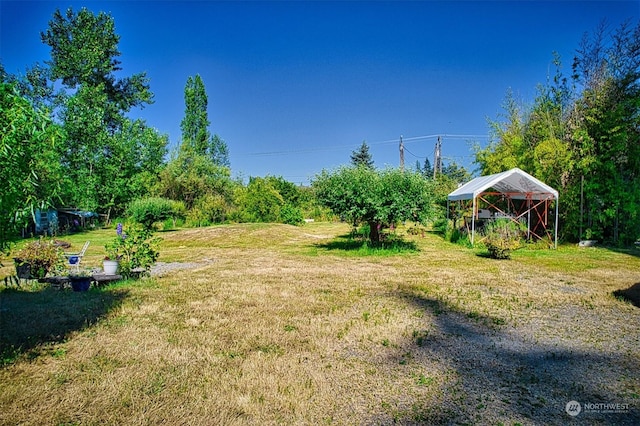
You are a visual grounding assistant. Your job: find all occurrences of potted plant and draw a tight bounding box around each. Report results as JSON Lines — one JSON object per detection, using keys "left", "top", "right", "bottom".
{"left": 13, "top": 238, "right": 64, "bottom": 279}
{"left": 102, "top": 256, "right": 120, "bottom": 275}
{"left": 103, "top": 223, "right": 124, "bottom": 275}
{"left": 68, "top": 270, "right": 92, "bottom": 292}
{"left": 104, "top": 223, "right": 161, "bottom": 278}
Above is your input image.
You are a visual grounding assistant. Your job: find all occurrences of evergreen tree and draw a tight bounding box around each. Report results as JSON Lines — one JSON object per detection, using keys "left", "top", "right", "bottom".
{"left": 422, "top": 158, "right": 433, "bottom": 178}
{"left": 350, "top": 141, "right": 374, "bottom": 168}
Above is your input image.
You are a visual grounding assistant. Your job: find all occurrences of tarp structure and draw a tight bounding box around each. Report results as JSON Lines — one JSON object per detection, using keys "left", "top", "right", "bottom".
{"left": 447, "top": 168, "right": 559, "bottom": 247}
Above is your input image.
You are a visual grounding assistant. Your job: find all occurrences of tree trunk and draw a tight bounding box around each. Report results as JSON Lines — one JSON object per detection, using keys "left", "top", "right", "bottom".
{"left": 368, "top": 221, "right": 381, "bottom": 243}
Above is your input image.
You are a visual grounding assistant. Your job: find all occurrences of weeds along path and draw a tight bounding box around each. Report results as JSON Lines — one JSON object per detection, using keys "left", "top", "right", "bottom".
{"left": 1, "top": 222, "right": 638, "bottom": 425}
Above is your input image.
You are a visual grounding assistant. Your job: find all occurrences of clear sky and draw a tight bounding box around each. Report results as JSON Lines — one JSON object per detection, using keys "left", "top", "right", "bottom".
{"left": 2, "top": 1, "right": 639, "bottom": 184}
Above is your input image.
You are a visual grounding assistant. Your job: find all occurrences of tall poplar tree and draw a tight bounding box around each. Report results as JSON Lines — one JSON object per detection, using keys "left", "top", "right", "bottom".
{"left": 181, "top": 74, "right": 210, "bottom": 155}
{"left": 180, "top": 74, "right": 229, "bottom": 167}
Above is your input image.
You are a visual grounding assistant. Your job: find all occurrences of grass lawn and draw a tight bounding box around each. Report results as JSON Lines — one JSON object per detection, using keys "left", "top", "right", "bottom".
{"left": 1, "top": 222, "right": 639, "bottom": 425}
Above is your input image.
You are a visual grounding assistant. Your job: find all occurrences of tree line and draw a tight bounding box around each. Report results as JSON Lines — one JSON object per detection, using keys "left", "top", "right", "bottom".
{"left": 1, "top": 7, "right": 637, "bottom": 251}
{"left": 475, "top": 22, "right": 640, "bottom": 245}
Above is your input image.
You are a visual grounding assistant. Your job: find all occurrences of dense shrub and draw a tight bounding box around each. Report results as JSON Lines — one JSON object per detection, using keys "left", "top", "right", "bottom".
{"left": 186, "top": 193, "right": 231, "bottom": 227}
{"left": 127, "top": 197, "right": 182, "bottom": 230}
{"left": 234, "top": 177, "right": 284, "bottom": 223}
{"left": 280, "top": 203, "right": 304, "bottom": 226}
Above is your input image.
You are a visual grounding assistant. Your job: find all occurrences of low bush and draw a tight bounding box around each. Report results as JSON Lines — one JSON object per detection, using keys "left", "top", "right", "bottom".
{"left": 13, "top": 238, "right": 65, "bottom": 278}
{"left": 105, "top": 224, "right": 161, "bottom": 277}
{"left": 127, "top": 197, "right": 183, "bottom": 230}
{"left": 280, "top": 203, "right": 304, "bottom": 226}
{"left": 483, "top": 219, "right": 525, "bottom": 259}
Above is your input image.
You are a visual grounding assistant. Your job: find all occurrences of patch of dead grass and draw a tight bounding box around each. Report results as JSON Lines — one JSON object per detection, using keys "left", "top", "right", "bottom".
{"left": 1, "top": 222, "right": 639, "bottom": 424}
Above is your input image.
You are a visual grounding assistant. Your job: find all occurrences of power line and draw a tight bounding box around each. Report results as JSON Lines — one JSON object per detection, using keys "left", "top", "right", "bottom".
{"left": 403, "top": 145, "right": 428, "bottom": 159}
{"left": 245, "top": 132, "right": 489, "bottom": 157}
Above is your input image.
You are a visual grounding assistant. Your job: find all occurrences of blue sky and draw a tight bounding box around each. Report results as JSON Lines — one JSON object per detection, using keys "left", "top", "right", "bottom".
{"left": 2, "top": 1, "right": 639, "bottom": 184}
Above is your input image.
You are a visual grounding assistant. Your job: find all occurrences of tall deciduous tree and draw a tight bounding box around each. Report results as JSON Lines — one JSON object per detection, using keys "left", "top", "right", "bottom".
{"left": 475, "top": 21, "right": 640, "bottom": 244}
{"left": 567, "top": 21, "right": 640, "bottom": 243}
{"left": 180, "top": 74, "right": 229, "bottom": 167}
{"left": 181, "top": 74, "right": 210, "bottom": 155}
{"left": 350, "top": 141, "right": 374, "bottom": 168}
{"left": 313, "top": 167, "right": 435, "bottom": 243}
{"left": 42, "top": 7, "right": 152, "bottom": 130}
{"left": 40, "top": 7, "right": 159, "bottom": 213}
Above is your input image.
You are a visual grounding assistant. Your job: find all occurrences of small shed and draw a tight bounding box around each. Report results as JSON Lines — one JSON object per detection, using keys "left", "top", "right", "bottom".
{"left": 447, "top": 168, "right": 559, "bottom": 247}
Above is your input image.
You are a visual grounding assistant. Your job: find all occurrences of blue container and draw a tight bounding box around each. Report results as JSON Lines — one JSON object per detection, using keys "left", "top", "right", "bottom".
{"left": 70, "top": 277, "right": 91, "bottom": 292}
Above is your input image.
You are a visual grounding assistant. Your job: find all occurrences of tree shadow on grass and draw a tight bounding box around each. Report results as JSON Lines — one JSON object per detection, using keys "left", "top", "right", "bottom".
{"left": 383, "top": 289, "right": 640, "bottom": 424}
{"left": 314, "top": 233, "right": 419, "bottom": 254}
{"left": 0, "top": 285, "right": 129, "bottom": 367}
{"left": 605, "top": 246, "right": 640, "bottom": 259}
{"left": 613, "top": 282, "right": 640, "bottom": 308}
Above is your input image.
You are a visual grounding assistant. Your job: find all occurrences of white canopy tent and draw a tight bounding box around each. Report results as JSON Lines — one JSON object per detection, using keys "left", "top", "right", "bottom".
{"left": 447, "top": 168, "right": 559, "bottom": 247}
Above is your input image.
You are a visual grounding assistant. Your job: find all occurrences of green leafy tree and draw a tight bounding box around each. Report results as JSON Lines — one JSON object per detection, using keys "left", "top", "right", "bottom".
{"left": 156, "top": 151, "right": 237, "bottom": 224}
{"left": 210, "top": 134, "right": 230, "bottom": 168}
{"left": 97, "top": 119, "right": 168, "bottom": 220}
{"left": 181, "top": 74, "right": 210, "bottom": 155}
{"left": 234, "top": 177, "right": 285, "bottom": 223}
{"left": 41, "top": 8, "right": 152, "bottom": 126}
{"left": 0, "top": 83, "right": 63, "bottom": 252}
{"left": 350, "top": 141, "right": 374, "bottom": 168}
{"left": 475, "top": 21, "right": 640, "bottom": 244}
{"left": 474, "top": 89, "right": 526, "bottom": 175}
{"left": 313, "top": 167, "right": 435, "bottom": 243}
{"left": 180, "top": 74, "right": 229, "bottom": 167}
{"left": 264, "top": 176, "right": 302, "bottom": 206}
{"left": 41, "top": 7, "right": 155, "bottom": 212}
{"left": 566, "top": 21, "right": 640, "bottom": 244}
{"left": 4, "top": 63, "right": 56, "bottom": 112}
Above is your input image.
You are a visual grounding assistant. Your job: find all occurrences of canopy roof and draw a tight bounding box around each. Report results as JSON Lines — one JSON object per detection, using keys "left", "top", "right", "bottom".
{"left": 448, "top": 168, "right": 558, "bottom": 201}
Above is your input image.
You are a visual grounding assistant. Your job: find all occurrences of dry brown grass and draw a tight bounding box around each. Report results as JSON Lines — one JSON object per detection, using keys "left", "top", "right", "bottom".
{"left": 1, "top": 222, "right": 639, "bottom": 425}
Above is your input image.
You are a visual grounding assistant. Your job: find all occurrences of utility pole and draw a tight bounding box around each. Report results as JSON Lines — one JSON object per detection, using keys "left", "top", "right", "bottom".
{"left": 399, "top": 135, "right": 404, "bottom": 170}
{"left": 433, "top": 135, "right": 442, "bottom": 179}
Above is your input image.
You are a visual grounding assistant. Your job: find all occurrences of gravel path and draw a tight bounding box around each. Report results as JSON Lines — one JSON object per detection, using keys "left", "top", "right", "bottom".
{"left": 149, "top": 260, "right": 212, "bottom": 277}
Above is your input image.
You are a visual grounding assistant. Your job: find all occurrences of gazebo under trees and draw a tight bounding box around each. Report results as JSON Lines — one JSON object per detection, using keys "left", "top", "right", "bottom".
{"left": 447, "top": 168, "right": 559, "bottom": 248}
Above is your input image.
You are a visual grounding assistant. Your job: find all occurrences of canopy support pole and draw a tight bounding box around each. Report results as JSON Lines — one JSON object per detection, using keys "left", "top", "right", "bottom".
{"left": 471, "top": 196, "right": 476, "bottom": 245}
{"left": 554, "top": 198, "right": 559, "bottom": 249}
{"left": 527, "top": 196, "right": 531, "bottom": 240}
